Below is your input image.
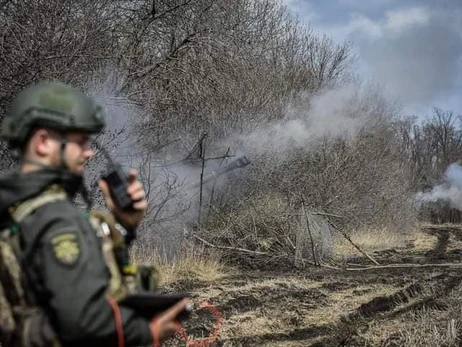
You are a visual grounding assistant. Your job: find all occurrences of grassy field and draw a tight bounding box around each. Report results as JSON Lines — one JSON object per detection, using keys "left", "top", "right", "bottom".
{"left": 134, "top": 225, "right": 462, "bottom": 346}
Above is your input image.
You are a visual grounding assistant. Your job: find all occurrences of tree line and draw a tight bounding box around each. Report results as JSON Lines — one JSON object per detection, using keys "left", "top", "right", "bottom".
{"left": 0, "top": 0, "right": 460, "bottom": 264}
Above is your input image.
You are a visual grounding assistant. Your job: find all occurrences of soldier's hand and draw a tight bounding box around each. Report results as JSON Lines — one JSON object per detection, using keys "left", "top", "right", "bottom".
{"left": 150, "top": 298, "right": 190, "bottom": 343}
{"left": 98, "top": 169, "right": 147, "bottom": 230}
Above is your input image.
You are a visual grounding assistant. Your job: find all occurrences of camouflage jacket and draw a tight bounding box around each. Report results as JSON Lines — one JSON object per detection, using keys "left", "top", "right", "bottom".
{"left": 0, "top": 168, "right": 154, "bottom": 347}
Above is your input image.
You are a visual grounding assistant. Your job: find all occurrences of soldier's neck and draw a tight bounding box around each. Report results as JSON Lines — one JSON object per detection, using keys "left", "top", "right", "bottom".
{"left": 21, "top": 157, "right": 54, "bottom": 173}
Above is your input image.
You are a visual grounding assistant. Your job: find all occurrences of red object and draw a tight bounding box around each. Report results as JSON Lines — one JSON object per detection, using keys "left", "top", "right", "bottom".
{"left": 176, "top": 300, "right": 222, "bottom": 347}
{"left": 106, "top": 295, "right": 125, "bottom": 347}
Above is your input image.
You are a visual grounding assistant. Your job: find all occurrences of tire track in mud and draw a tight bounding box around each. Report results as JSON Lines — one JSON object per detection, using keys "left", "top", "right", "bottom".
{"left": 422, "top": 225, "right": 462, "bottom": 263}
{"left": 169, "top": 226, "right": 462, "bottom": 346}
{"left": 424, "top": 229, "right": 450, "bottom": 262}
{"left": 307, "top": 225, "right": 462, "bottom": 347}
{"left": 172, "top": 271, "right": 462, "bottom": 347}
{"left": 212, "top": 270, "right": 458, "bottom": 347}
{"left": 253, "top": 226, "right": 462, "bottom": 346}
{"left": 308, "top": 273, "right": 462, "bottom": 347}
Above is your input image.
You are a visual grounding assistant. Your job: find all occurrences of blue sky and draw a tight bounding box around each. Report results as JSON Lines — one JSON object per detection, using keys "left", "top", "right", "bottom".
{"left": 283, "top": 0, "right": 462, "bottom": 117}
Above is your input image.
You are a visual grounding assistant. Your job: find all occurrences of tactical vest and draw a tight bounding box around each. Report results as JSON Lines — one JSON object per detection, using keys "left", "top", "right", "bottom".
{"left": 0, "top": 184, "right": 158, "bottom": 347}
{"left": 0, "top": 185, "right": 66, "bottom": 347}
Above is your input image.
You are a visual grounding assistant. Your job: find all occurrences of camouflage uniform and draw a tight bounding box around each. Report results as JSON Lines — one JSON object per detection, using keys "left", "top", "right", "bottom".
{"left": 0, "top": 82, "right": 157, "bottom": 346}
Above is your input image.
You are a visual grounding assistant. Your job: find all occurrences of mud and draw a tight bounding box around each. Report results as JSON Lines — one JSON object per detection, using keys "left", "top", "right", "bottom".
{"left": 165, "top": 225, "right": 462, "bottom": 346}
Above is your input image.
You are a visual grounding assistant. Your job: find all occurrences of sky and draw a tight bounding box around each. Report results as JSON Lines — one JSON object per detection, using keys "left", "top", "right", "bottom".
{"left": 283, "top": 0, "right": 462, "bottom": 117}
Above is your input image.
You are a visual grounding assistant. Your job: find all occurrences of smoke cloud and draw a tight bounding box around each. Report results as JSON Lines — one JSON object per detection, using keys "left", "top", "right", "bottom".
{"left": 416, "top": 163, "right": 462, "bottom": 210}
{"left": 229, "top": 83, "right": 383, "bottom": 158}
{"left": 89, "top": 77, "right": 140, "bottom": 167}
{"left": 85, "top": 78, "right": 384, "bottom": 254}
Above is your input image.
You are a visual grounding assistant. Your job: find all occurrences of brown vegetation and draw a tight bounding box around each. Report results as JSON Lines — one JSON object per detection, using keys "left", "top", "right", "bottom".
{"left": 156, "top": 226, "right": 462, "bottom": 347}
{"left": 1, "top": 1, "right": 462, "bottom": 346}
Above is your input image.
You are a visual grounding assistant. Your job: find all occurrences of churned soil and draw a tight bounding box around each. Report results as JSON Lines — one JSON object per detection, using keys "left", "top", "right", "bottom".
{"left": 164, "top": 225, "right": 462, "bottom": 346}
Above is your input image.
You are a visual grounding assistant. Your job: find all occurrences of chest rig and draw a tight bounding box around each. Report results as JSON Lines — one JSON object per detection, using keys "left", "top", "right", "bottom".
{"left": 87, "top": 210, "right": 138, "bottom": 299}
{"left": 0, "top": 184, "right": 156, "bottom": 346}
{"left": 0, "top": 185, "right": 66, "bottom": 347}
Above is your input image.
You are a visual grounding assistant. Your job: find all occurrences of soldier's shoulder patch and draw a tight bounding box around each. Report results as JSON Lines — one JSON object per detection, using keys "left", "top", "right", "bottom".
{"left": 50, "top": 232, "right": 80, "bottom": 266}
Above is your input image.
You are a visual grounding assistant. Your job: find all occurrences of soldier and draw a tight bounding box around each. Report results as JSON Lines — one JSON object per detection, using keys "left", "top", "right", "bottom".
{"left": 0, "top": 81, "right": 189, "bottom": 346}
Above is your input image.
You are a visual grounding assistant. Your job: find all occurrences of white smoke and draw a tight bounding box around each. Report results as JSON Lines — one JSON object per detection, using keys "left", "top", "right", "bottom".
{"left": 142, "top": 83, "right": 379, "bottom": 244}
{"left": 230, "top": 83, "right": 380, "bottom": 157}
{"left": 88, "top": 76, "right": 140, "bottom": 168}
{"left": 84, "top": 78, "right": 388, "bottom": 255}
{"left": 416, "top": 163, "right": 462, "bottom": 210}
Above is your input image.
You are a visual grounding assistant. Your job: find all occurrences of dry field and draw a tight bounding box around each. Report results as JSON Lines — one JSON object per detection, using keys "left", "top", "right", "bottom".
{"left": 147, "top": 225, "right": 462, "bottom": 347}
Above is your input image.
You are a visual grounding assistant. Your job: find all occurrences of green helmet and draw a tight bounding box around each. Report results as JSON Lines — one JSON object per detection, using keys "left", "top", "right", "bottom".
{"left": 1, "top": 81, "right": 106, "bottom": 146}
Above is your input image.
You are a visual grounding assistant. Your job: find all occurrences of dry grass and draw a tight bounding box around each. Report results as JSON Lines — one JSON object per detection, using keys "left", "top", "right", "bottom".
{"left": 389, "top": 314, "right": 459, "bottom": 346}
{"left": 396, "top": 285, "right": 462, "bottom": 347}
{"left": 362, "top": 309, "right": 461, "bottom": 347}
{"left": 130, "top": 242, "right": 229, "bottom": 286}
{"left": 148, "top": 225, "right": 462, "bottom": 347}
{"left": 353, "top": 281, "right": 462, "bottom": 346}
{"left": 411, "top": 231, "right": 438, "bottom": 252}
{"left": 333, "top": 227, "right": 415, "bottom": 258}
{"left": 302, "top": 283, "right": 401, "bottom": 334}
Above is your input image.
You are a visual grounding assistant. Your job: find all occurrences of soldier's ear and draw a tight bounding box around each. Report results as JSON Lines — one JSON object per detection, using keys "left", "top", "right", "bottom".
{"left": 32, "top": 129, "right": 57, "bottom": 158}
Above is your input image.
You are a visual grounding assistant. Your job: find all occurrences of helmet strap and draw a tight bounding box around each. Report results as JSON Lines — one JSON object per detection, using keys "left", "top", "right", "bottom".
{"left": 59, "top": 135, "right": 69, "bottom": 170}
{"left": 58, "top": 133, "right": 93, "bottom": 209}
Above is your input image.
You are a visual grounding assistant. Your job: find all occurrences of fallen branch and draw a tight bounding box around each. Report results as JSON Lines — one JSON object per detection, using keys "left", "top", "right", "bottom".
{"left": 312, "top": 212, "right": 344, "bottom": 219}
{"left": 329, "top": 221, "right": 380, "bottom": 266}
{"left": 345, "top": 263, "right": 462, "bottom": 271}
{"left": 421, "top": 224, "right": 462, "bottom": 231}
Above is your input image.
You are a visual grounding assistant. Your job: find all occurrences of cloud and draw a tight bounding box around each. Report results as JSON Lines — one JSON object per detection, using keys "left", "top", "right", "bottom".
{"left": 363, "top": 9, "right": 461, "bottom": 105}
{"left": 320, "top": 6, "right": 462, "bottom": 108}
{"left": 324, "top": 14, "right": 382, "bottom": 41}
{"left": 328, "top": 7, "right": 432, "bottom": 40}
{"left": 337, "top": 0, "right": 399, "bottom": 10}
{"left": 281, "top": 0, "right": 319, "bottom": 23}
{"left": 384, "top": 7, "right": 430, "bottom": 34}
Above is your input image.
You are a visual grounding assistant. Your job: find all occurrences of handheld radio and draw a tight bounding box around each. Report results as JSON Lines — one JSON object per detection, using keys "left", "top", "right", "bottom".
{"left": 102, "top": 161, "right": 134, "bottom": 211}
{"left": 95, "top": 143, "right": 134, "bottom": 211}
